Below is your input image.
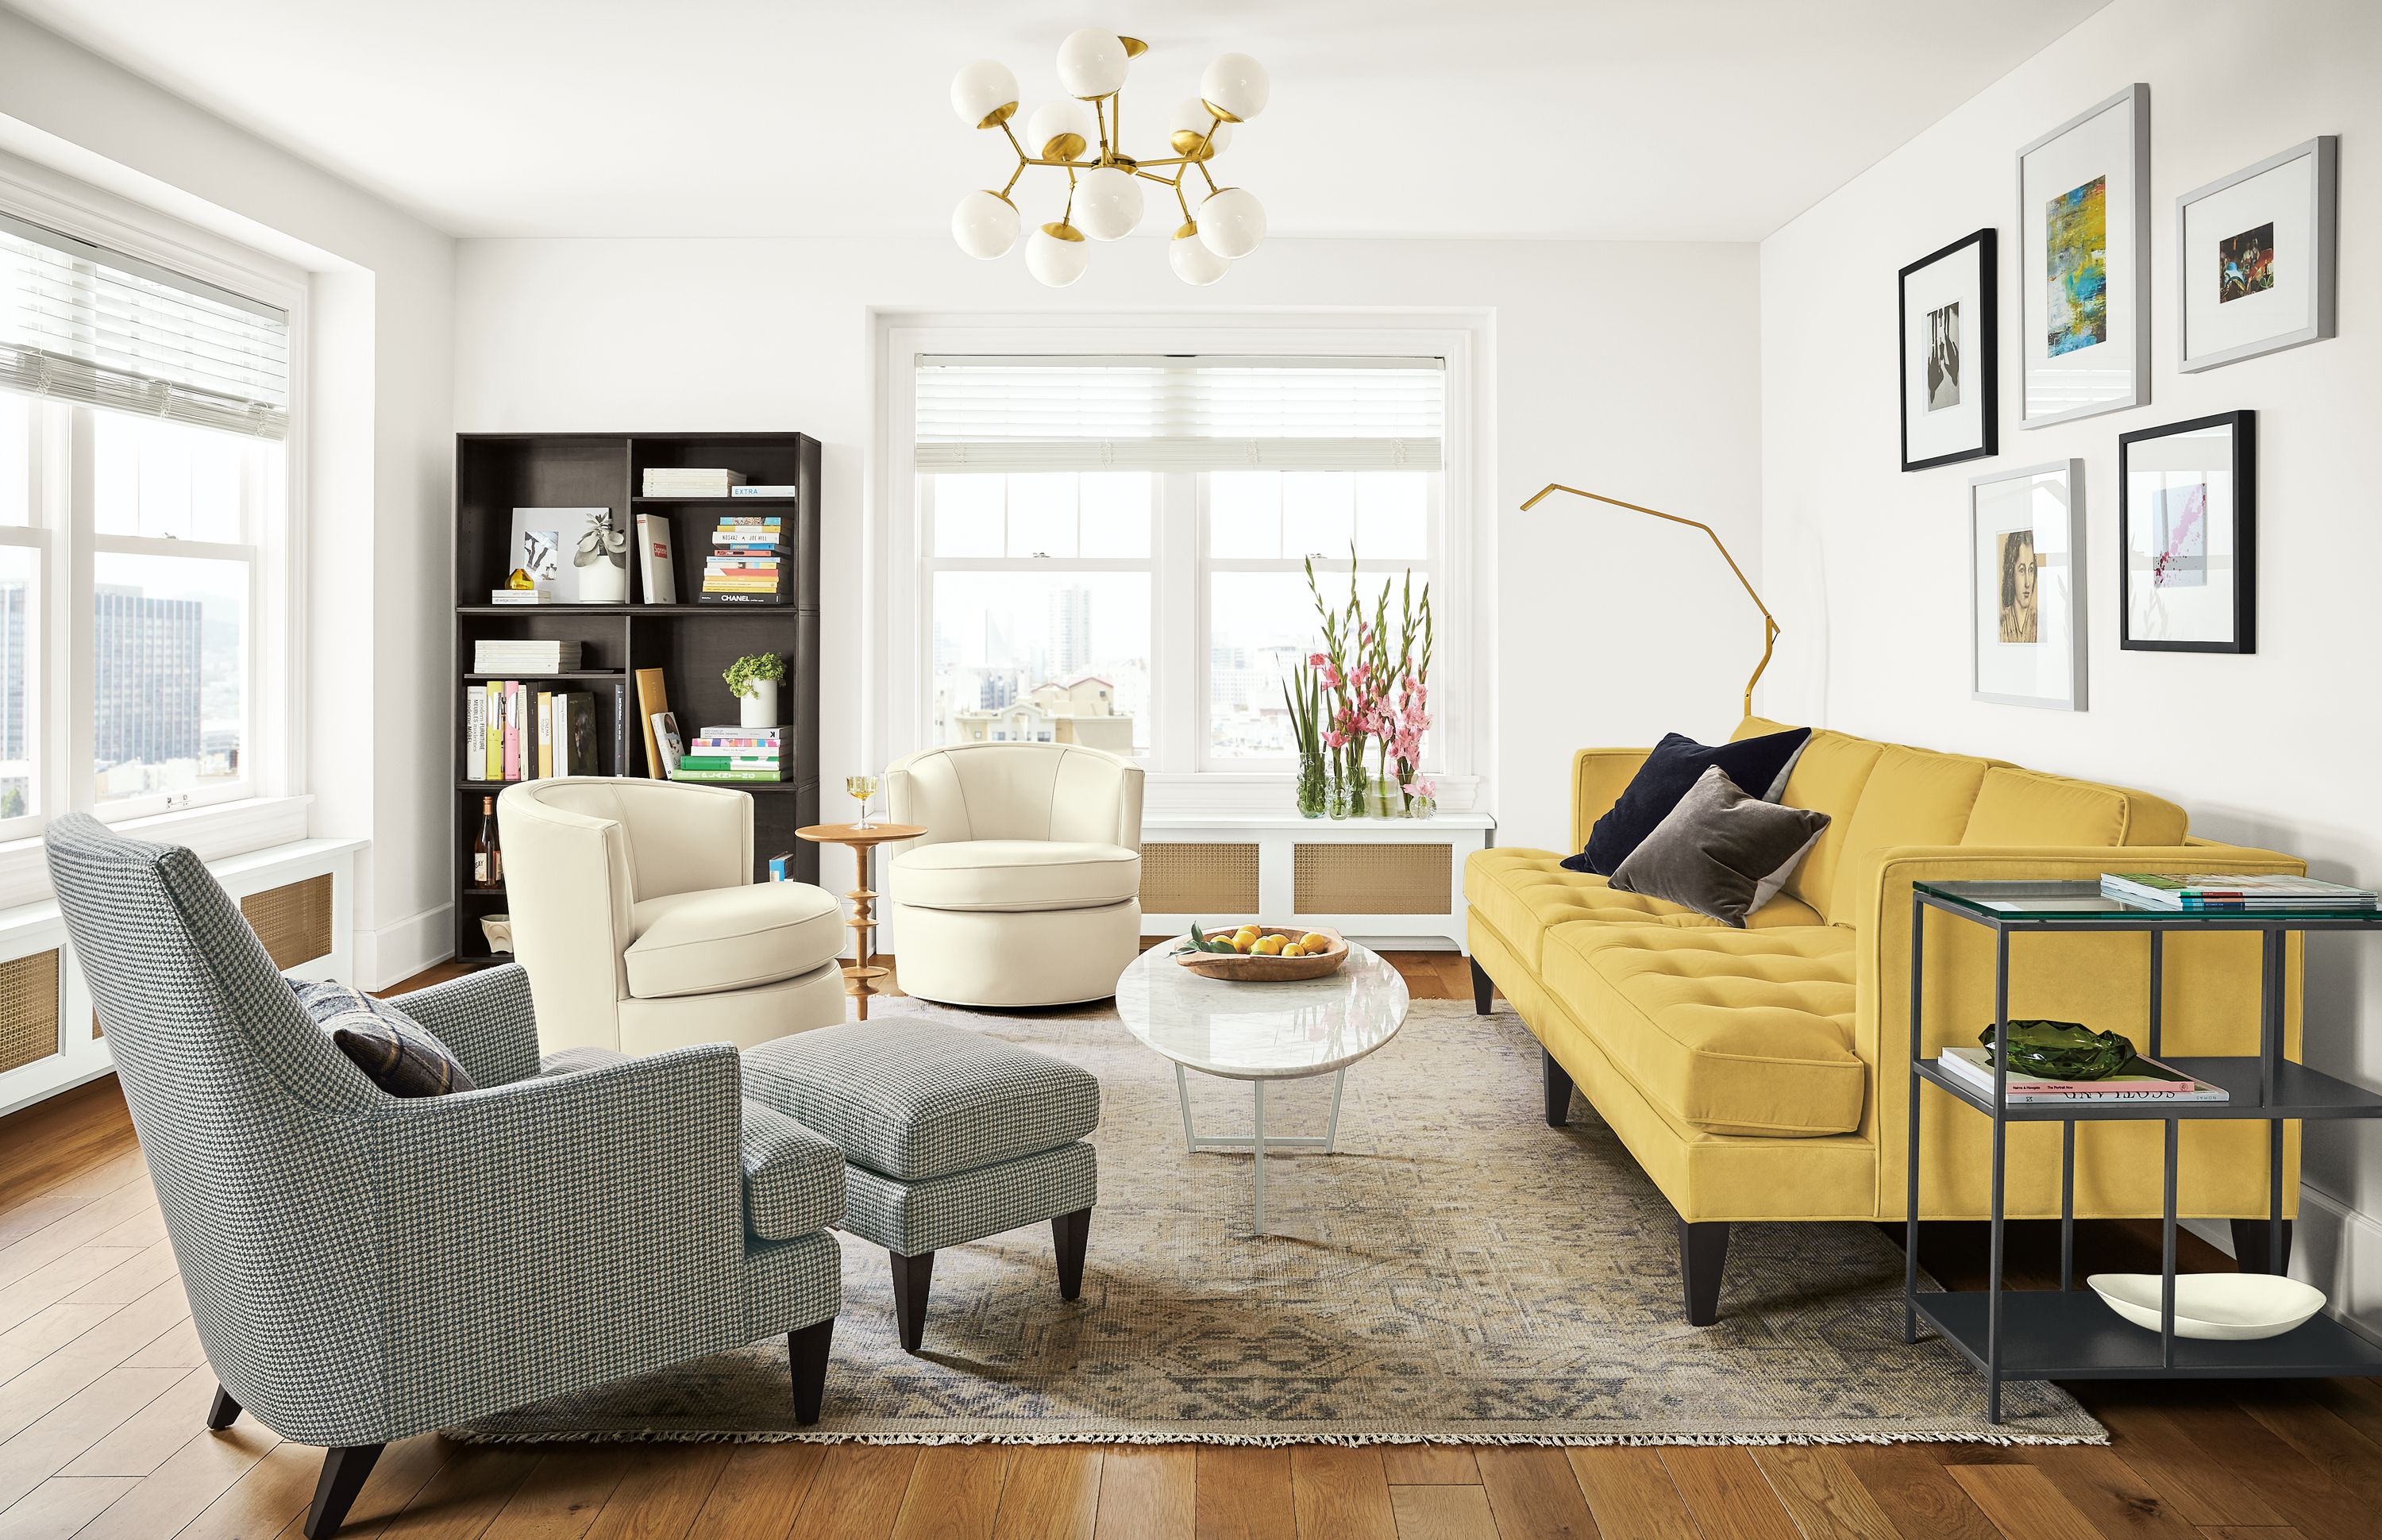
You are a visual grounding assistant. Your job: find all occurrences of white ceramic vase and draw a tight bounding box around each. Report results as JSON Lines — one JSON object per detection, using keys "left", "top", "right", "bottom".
{"left": 740, "top": 678, "right": 778, "bottom": 731}
{"left": 577, "top": 556, "right": 626, "bottom": 603}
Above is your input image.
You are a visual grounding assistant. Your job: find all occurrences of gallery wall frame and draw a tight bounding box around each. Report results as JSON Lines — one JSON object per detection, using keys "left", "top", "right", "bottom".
{"left": 2017, "top": 83, "right": 2151, "bottom": 429}
{"left": 2118, "top": 410, "right": 2256, "bottom": 654}
{"left": 1969, "top": 459, "right": 2087, "bottom": 711}
{"left": 2176, "top": 137, "right": 2338, "bottom": 372}
{"left": 1898, "top": 227, "right": 1998, "bottom": 472}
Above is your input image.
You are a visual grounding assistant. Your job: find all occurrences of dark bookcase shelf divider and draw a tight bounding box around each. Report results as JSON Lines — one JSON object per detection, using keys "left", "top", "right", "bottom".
{"left": 453, "top": 431, "right": 823, "bottom": 964}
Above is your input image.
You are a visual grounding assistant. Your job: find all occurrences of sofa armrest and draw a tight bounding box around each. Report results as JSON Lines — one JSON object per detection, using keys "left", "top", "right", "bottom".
{"left": 1570, "top": 748, "right": 1653, "bottom": 854}
{"left": 381, "top": 963, "right": 540, "bottom": 1088}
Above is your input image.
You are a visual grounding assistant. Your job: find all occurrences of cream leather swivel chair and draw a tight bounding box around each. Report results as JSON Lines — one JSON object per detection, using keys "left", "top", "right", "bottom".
{"left": 498, "top": 778, "right": 848, "bottom": 1054}
{"left": 885, "top": 743, "right": 1144, "bottom": 1007}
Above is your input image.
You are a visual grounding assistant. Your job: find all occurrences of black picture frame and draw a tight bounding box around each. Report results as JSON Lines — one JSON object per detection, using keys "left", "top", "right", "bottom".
{"left": 1898, "top": 227, "right": 1998, "bottom": 472}
{"left": 2118, "top": 410, "right": 2256, "bottom": 653}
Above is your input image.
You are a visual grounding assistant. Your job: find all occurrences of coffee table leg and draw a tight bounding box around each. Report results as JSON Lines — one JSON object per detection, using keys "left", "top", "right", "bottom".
{"left": 1251, "top": 1080, "right": 1266, "bottom": 1234}
{"left": 1174, "top": 1065, "right": 1197, "bottom": 1154}
{"left": 1324, "top": 1069, "right": 1347, "bottom": 1153}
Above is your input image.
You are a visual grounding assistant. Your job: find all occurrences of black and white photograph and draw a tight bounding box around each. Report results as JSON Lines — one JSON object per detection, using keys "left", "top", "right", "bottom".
{"left": 1898, "top": 227, "right": 1996, "bottom": 470}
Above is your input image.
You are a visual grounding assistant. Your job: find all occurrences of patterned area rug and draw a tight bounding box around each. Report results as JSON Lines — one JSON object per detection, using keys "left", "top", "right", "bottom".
{"left": 457, "top": 998, "right": 2103, "bottom": 1446}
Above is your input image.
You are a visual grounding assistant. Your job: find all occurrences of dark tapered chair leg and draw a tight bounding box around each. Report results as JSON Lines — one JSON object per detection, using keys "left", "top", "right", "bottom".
{"left": 305, "top": 1443, "right": 383, "bottom": 1539}
{"left": 206, "top": 1384, "right": 241, "bottom": 1430}
{"left": 889, "top": 1249, "right": 935, "bottom": 1353}
{"left": 1470, "top": 956, "right": 1494, "bottom": 1015}
{"left": 1052, "top": 1206, "right": 1092, "bottom": 1300}
{"left": 788, "top": 1317, "right": 834, "bottom": 1425}
{"left": 1679, "top": 1219, "right": 1731, "bottom": 1326}
{"left": 2230, "top": 1218, "right": 2293, "bottom": 1275}
{"left": 1543, "top": 1049, "right": 1575, "bottom": 1127}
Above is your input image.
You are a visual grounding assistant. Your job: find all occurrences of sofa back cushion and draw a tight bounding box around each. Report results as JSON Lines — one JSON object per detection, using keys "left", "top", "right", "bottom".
{"left": 1822, "top": 745, "right": 1993, "bottom": 919}
{"left": 1961, "top": 766, "right": 2188, "bottom": 847}
{"left": 1733, "top": 722, "right": 1882, "bottom": 916}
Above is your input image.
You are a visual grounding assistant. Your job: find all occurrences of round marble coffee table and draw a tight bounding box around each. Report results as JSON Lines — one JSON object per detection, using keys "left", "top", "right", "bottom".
{"left": 1115, "top": 937, "right": 1409, "bottom": 1234}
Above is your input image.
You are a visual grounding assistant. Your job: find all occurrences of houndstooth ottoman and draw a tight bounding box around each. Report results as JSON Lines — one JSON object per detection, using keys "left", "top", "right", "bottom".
{"left": 742, "top": 1018, "right": 1099, "bottom": 1353}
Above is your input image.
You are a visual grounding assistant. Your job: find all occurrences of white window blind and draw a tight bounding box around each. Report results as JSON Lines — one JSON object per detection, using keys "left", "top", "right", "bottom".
{"left": 0, "top": 211, "right": 289, "bottom": 440}
{"left": 915, "top": 355, "right": 1442, "bottom": 472}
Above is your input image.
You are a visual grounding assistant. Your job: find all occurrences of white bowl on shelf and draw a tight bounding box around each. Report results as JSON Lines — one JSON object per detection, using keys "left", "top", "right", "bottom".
{"left": 2087, "top": 1272, "right": 2326, "bottom": 1340}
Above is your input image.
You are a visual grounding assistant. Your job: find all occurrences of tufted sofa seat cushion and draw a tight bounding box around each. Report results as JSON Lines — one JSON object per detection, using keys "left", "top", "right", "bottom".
{"left": 1542, "top": 922, "right": 1864, "bottom": 1138}
{"left": 1466, "top": 848, "right": 1822, "bottom": 968}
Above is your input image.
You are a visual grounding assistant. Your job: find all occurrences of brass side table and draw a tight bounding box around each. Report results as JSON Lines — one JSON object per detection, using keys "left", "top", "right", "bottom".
{"left": 795, "top": 822, "right": 926, "bottom": 1020}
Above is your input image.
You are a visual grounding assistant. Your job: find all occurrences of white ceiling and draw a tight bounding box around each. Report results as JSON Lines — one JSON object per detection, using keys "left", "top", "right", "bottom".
{"left": 6, "top": 0, "right": 2111, "bottom": 241}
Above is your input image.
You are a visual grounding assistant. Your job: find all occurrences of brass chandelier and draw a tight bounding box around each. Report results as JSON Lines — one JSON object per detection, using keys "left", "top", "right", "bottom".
{"left": 949, "top": 31, "right": 1270, "bottom": 287}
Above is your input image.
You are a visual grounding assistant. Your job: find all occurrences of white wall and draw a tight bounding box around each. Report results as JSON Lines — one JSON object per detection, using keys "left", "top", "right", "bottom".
{"left": 1761, "top": 0, "right": 2382, "bottom": 1322}
{"left": 453, "top": 235, "right": 1765, "bottom": 856}
{"left": 0, "top": 8, "right": 457, "bottom": 984}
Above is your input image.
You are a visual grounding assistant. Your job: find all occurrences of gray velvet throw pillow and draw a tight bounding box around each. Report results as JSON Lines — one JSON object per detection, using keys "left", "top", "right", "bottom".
{"left": 1608, "top": 764, "right": 1830, "bottom": 927}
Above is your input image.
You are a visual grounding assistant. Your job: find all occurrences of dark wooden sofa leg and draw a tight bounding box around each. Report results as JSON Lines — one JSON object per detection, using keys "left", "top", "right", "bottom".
{"left": 889, "top": 1249, "right": 935, "bottom": 1353}
{"left": 1470, "top": 956, "right": 1494, "bottom": 1014}
{"left": 1052, "top": 1207, "right": 1092, "bottom": 1300}
{"left": 1543, "top": 1049, "right": 1575, "bottom": 1127}
{"left": 306, "top": 1443, "right": 384, "bottom": 1539}
{"left": 206, "top": 1384, "right": 241, "bottom": 1430}
{"left": 1679, "top": 1219, "right": 1731, "bottom": 1326}
{"left": 2230, "top": 1218, "right": 2293, "bottom": 1275}
{"left": 788, "top": 1318, "right": 834, "bottom": 1424}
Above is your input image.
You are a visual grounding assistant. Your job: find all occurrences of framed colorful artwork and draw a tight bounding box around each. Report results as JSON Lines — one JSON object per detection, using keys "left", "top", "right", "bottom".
{"left": 1970, "top": 460, "right": 2086, "bottom": 710}
{"left": 1898, "top": 228, "right": 1997, "bottom": 472}
{"left": 2017, "top": 84, "right": 2150, "bottom": 429}
{"left": 2176, "top": 137, "right": 2338, "bottom": 372}
{"left": 2119, "top": 411, "right": 2255, "bottom": 653}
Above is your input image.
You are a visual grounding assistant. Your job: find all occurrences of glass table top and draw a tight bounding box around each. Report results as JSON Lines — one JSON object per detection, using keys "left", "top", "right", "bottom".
{"left": 1915, "top": 880, "right": 2382, "bottom": 924}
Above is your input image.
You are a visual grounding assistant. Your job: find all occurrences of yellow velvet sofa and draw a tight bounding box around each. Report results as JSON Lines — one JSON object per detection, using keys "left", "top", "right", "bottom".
{"left": 1466, "top": 716, "right": 2303, "bottom": 1323}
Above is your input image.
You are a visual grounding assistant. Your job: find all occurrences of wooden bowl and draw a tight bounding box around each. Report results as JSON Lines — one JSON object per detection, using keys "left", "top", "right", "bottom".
{"left": 1171, "top": 926, "right": 1350, "bottom": 982}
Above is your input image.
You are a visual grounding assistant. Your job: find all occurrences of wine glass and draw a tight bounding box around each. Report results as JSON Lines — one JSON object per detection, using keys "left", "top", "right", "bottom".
{"left": 846, "top": 772, "right": 881, "bottom": 830}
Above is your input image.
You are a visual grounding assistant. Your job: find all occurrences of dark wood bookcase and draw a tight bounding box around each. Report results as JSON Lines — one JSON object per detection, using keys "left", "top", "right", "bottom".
{"left": 452, "top": 431, "right": 822, "bottom": 964}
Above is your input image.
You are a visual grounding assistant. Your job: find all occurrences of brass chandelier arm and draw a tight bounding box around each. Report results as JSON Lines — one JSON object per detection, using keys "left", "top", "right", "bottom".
{"left": 1519, "top": 483, "right": 1781, "bottom": 717}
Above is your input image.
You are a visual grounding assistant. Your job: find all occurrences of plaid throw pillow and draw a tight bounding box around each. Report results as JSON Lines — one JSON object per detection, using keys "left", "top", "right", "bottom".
{"left": 291, "top": 980, "right": 476, "bottom": 1098}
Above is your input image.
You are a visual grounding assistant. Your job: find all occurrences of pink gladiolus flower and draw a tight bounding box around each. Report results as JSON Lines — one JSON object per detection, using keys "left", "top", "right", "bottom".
{"left": 1309, "top": 653, "right": 1328, "bottom": 668}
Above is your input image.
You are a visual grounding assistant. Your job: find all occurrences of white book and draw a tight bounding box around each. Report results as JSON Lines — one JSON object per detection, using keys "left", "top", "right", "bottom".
{"left": 730, "top": 485, "right": 800, "bottom": 497}
{"left": 634, "top": 513, "right": 677, "bottom": 604}
{"left": 1937, "top": 1045, "right": 2228, "bottom": 1103}
{"left": 464, "top": 689, "right": 485, "bottom": 780}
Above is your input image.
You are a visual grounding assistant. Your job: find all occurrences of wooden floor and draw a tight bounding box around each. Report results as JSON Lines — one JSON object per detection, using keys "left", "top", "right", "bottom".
{"left": 6, "top": 953, "right": 2382, "bottom": 1539}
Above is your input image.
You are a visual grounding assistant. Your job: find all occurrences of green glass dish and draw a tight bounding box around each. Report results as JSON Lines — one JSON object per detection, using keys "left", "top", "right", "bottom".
{"left": 1979, "top": 1019, "right": 2136, "bottom": 1081}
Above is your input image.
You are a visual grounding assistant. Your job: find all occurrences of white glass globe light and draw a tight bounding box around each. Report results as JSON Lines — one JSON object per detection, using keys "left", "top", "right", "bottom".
{"left": 1026, "top": 223, "right": 1089, "bottom": 287}
{"left": 1170, "top": 225, "right": 1230, "bottom": 286}
{"left": 951, "top": 191, "right": 1020, "bottom": 259}
{"left": 1197, "top": 187, "right": 1266, "bottom": 259}
{"left": 948, "top": 60, "right": 1019, "bottom": 129}
{"left": 1055, "top": 29, "right": 1129, "bottom": 99}
{"left": 1200, "top": 52, "right": 1270, "bottom": 122}
{"left": 1023, "top": 98, "right": 1095, "bottom": 163}
{"left": 1166, "top": 97, "right": 1233, "bottom": 160}
{"left": 1074, "top": 167, "right": 1145, "bottom": 241}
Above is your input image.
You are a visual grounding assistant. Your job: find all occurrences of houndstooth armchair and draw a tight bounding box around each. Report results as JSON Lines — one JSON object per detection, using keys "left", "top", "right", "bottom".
{"left": 44, "top": 815, "right": 846, "bottom": 1539}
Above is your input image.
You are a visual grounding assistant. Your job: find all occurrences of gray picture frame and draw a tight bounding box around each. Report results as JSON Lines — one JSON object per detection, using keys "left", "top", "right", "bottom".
{"left": 1969, "top": 459, "right": 2088, "bottom": 712}
{"left": 2176, "top": 137, "right": 2338, "bottom": 372}
{"left": 2017, "top": 83, "right": 2151, "bottom": 430}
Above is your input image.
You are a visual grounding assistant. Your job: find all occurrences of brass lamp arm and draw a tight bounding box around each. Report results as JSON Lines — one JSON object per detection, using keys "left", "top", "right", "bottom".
{"left": 1519, "top": 483, "right": 1779, "bottom": 718}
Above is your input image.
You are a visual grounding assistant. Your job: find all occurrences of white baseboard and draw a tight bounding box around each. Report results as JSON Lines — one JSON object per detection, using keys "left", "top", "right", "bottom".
{"left": 2187, "top": 1183, "right": 2382, "bottom": 1347}
{"left": 357, "top": 903, "right": 453, "bottom": 990}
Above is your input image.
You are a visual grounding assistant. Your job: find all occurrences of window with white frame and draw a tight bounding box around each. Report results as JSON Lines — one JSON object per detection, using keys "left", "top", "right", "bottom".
{"left": 0, "top": 209, "right": 292, "bottom": 833}
{"left": 914, "top": 356, "right": 1443, "bottom": 774}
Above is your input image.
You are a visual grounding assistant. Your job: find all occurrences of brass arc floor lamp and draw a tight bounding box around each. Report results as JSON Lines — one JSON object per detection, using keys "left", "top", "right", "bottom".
{"left": 1519, "top": 483, "right": 1779, "bottom": 718}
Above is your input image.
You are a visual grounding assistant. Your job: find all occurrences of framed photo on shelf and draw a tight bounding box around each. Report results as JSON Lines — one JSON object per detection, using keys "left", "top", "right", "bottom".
{"left": 2119, "top": 411, "right": 2255, "bottom": 653}
{"left": 507, "top": 506, "right": 611, "bottom": 600}
{"left": 1970, "top": 460, "right": 2086, "bottom": 711}
{"left": 2017, "top": 83, "right": 2149, "bottom": 429}
{"left": 1898, "top": 228, "right": 1997, "bottom": 472}
{"left": 2177, "top": 137, "right": 2338, "bottom": 372}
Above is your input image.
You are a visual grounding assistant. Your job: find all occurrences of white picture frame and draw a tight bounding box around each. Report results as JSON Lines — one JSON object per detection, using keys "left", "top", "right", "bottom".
{"left": 2176, "top": 137, "right": 2338, "bottom": 373}
{"left": 507, "top": 506, "right": 612, "bottom": 601}
{"left": 1970, "top": 460, "right": 2087, "bottom": 711}
{"left": 2017, "top": 84, "right": 2150, "bottom": 429}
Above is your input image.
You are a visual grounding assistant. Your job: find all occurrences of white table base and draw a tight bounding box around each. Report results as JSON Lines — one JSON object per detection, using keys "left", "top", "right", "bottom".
{"left": 1176, "top": 1063, "right": 1346, "bottom": 1234}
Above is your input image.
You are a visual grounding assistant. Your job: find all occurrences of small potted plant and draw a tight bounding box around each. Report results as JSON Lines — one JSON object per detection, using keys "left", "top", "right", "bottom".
{"left": 725, "top": 652, "right": 786, "bottom": 730}
{"left": 574, "top": 509, "right": 629, "bottom": 603}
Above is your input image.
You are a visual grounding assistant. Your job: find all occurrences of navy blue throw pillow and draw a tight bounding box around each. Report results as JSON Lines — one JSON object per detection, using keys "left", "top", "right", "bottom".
{"left": 1566, "top": 727, "right": 1813, "bottom": 876}
{"left": 292, "top": 980, "right": 476, "bottom": 1098}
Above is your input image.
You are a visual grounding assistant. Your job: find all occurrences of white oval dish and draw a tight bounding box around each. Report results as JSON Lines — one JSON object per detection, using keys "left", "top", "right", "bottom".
{"left": 2087, "top": 1272, "right": 2326, "bottom": 1340}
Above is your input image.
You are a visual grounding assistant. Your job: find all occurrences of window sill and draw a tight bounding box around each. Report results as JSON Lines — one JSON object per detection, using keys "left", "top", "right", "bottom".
{"left": 0, "top": 795, "right": 312, "bottom": 910}
{"left": 1143, "top": 772, "right": 1482, "bottom": 818}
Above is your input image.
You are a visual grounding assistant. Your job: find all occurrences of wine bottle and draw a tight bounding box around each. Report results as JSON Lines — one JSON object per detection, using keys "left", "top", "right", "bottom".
{"left": 473, "top": 795, "right": 502, "bottom": 888}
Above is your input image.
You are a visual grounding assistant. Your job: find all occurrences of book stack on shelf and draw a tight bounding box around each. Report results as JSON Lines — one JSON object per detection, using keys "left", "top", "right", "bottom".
{"left": 473, "top": 639, "right": 583, "bottom": 673}
{"left": 673, "top": 725, "right": 790, "bottom": 783}
{"left": 467, "top": 682, "right": 610, "bottom": 781}
{"left": 701, "top": 516, "right": 788, "bottom": 604}
{"left": 2101, "top": 872, "right": 2379, "bottom": 911}
{"left": 643, "top": 467, "right": 745, "bottom": 497}
{"left": 1937, "top": 1045, "right": 2228, "bottom": 1104}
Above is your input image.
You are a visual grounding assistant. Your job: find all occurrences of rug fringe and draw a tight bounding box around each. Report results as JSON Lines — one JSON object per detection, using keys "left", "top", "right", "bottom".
{"left": 450, "top": 1426, "right": 2108, "bottom": 1449}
